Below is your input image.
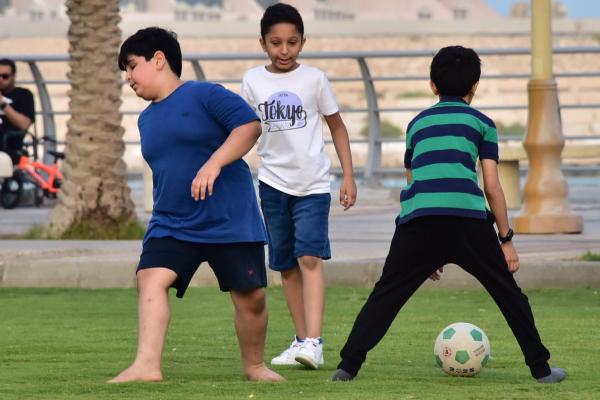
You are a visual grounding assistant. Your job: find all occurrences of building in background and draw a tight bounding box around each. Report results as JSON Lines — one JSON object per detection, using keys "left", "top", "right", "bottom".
{"left": 326, "top": 0, "right": 498, "bottom": 21}
{"left": 2, "top": 0, "right": 65, "bottom": 20}
{"left": 0, "top": 0, "right": 504, "bottom": 22}
{"left": 510, "top": 1, "right": 568, "bottom": 19}
{"left": 285, "top": 0, "right": 354, "bottom": 21}
{"left": 0, "top": 0, "right": 576, "bottom": 29}
{"left": 119, "top": 0, "right": 263, "bottom": 22}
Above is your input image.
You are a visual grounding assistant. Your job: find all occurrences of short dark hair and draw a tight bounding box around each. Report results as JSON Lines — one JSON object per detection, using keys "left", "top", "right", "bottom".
{"left": 260, "top": 3, "right": 304, "bottom": 40}
{"left": 118, "top": 27, "right": 182, "bottom": 77}
{"left": 430, "top": 46, "right": 481, "bottom": 97}
{"left": 0, "top": 58, "right": 16, "bottom": 74}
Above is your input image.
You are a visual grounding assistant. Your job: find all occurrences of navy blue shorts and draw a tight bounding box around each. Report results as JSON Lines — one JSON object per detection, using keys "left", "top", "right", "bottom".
{"left": 259, "top": 181, "right": 331, "bottom": 272}
{"left": 138, "top": 236, "right": 267, "bottom": 298}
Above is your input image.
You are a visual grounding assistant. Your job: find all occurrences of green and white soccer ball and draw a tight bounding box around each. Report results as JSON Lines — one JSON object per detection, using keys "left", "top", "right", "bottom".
{"left": 434, "top": 322, "right": 490, "bottom": 377}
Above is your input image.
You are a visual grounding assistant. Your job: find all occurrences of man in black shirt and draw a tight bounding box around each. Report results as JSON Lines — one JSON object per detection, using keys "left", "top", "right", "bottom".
{"left": 0, "top": 58, "right": 35, "bottom": 162}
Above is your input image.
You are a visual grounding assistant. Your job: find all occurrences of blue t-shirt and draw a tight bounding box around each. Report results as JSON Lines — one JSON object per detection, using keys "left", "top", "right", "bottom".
{"left": 139, "top": 81, "right": 267, "bottom": 244}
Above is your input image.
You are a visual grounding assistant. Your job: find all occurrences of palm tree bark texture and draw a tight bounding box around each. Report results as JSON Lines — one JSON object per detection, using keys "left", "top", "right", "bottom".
{"left": 49, "top": 0, "right": 135, "bottom": 236}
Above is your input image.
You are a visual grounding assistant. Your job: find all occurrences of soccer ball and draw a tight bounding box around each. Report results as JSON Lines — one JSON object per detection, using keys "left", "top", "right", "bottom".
{"left": 434, "top": 322, "right": 490, "bottom": 377}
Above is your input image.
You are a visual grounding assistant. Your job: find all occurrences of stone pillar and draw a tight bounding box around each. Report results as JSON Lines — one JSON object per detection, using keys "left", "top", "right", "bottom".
{"left": 499, "top": 160, "right": 521, "bottom": 209}
{"left": 512, "top": 0, "right": 582, "bottom": 233}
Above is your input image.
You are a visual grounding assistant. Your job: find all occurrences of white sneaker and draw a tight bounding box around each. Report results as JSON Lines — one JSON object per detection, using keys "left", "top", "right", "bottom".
{"left": 294, "top": 337, "right": 324, "bottom": 369}
{"left": 271, "top": 337, "right": 303, "bottom": 366}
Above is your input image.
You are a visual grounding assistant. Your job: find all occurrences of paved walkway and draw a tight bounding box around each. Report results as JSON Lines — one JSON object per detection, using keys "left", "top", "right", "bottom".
{"left": 1, "top": 176, "right": 599, "bottom": 289}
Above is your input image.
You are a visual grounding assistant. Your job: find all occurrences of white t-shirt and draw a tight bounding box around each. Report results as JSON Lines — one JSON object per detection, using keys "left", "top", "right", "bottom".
{"left": 241, "top": 64, "right": 339, "bottom": 196}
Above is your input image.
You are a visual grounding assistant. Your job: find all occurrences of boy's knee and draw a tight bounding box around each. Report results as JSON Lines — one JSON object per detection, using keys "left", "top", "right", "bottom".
{"left": 233, "top": 288, "right": 266, "bottom": 314}
{"left": 136, "top": 268, "right": 177, "bottom": 291}
{"left": 298, "top": 255, "right": 322, "bottom": 270}
{"left": 281, "top": 266, "right": 300, "bottom": 280}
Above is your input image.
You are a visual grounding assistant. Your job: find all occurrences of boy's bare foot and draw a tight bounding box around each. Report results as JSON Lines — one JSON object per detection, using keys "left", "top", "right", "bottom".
{"left": 107, "top": 365, "right": 163, "bottom": 383}
{"left": 245, "top": 363, "right": 286, "bottom": 382}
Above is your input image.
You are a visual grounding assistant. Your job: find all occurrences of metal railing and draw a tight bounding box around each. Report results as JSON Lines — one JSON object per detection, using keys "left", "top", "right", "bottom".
{"left": 10, "top": 46, "right": 600, "bottom": 175}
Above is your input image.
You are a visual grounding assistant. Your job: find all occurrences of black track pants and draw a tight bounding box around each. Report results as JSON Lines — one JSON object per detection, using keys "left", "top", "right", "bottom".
{"left": 337, "top": 216, "right": 551, "bottom": 379}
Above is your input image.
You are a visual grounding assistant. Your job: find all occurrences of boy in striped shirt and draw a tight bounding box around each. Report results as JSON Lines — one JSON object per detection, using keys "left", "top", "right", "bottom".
{"left": 332, "top": 46, "right": 566, "bottom": 384}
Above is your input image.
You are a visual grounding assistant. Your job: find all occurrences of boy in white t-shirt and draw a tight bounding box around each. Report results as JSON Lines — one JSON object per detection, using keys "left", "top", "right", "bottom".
{"left": 241, "top": 3, "right": 357, "bottom": 370}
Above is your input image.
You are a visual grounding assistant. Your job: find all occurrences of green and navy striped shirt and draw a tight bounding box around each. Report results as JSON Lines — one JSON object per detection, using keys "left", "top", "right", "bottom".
{"left": 399, "top": 96, "right": 498, "bottom": 224}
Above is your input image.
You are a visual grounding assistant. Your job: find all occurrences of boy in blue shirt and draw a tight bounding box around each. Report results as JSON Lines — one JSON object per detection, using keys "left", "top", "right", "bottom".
{"left": 109, "top": 27, "right": 284, "bottom": 383}
{"left": 332, "top": 46, "right": 566, "bottom": 384}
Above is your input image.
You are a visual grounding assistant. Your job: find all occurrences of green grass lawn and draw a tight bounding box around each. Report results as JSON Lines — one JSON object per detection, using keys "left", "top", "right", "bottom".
{"left": 1, "top": 287, "right": 599, "bottom": 399}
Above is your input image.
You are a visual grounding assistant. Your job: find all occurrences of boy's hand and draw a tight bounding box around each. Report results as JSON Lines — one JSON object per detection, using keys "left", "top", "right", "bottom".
{"left": 191, "top": 159, "right": 222, "bottom": 201}
{"left": 501, "top": 241, "right": 519, "bottom": 273}
{"left": 339, "top": 175, "right": 357, "bottom": 211}
{"left": 428, "top": 266, "right": 444, "bottom": 281}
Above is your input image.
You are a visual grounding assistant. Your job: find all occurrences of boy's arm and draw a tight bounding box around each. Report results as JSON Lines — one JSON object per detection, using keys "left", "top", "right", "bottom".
{"left": 191, "top": 120, "right": 261, "bottom": 201}
{"left": 480, "top": 158, "right": 519, "bottom": 273}
{"left": 325, "top": 112, "right": 356, "bottom": 210}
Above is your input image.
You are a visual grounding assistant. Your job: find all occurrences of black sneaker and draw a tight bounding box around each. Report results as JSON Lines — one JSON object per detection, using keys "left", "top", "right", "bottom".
{"left": 331, "top": 369, "right": 355, "bottom": 381}
{"left": 537, "top": 367, "right": 567, "bottom": 384}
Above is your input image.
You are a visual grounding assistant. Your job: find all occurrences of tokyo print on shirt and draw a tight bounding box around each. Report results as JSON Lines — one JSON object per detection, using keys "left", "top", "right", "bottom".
{"left": 242, "top": 64, "right": 339, "bottom": 196}
{"left": 259, "top": 91, "right": 307, "bottom": 132}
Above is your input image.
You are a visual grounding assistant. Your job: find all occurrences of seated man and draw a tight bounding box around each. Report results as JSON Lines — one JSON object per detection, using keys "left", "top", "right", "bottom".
{"left": 0, "top": 58, "right": 35, "bottom": 163}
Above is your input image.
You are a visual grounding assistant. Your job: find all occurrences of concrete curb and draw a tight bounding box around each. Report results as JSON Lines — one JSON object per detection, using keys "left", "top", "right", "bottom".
{"left": 1, "top": 251, "right": 599, "bottom": 289}
{"left": 324, "top": 261, "right": 600, "bottom": 289}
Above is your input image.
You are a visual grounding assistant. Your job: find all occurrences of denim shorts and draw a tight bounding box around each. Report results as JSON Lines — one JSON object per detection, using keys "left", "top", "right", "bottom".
{"left": 138, "top": 236, "right": 267, "bottom": 298}
{"left": 259, "top": 181, "right": 331, "bottom": 271}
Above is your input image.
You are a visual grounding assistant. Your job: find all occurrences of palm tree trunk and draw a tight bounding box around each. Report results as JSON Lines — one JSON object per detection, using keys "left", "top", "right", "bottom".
{"left": 49, "top": 0, "right": 135, "bottom": 236}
